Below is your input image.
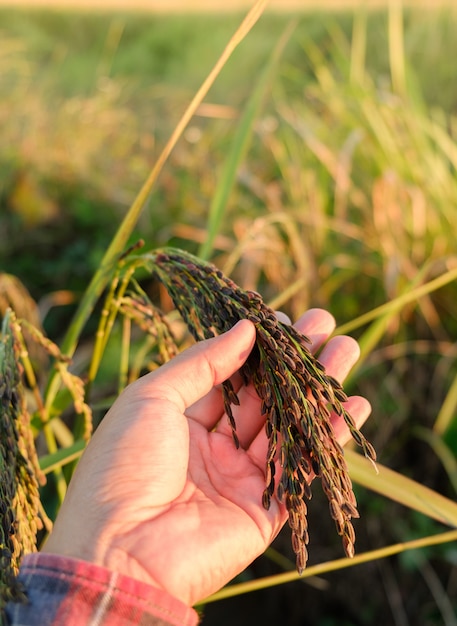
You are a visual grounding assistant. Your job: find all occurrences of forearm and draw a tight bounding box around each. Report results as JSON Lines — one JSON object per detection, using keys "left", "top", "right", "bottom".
{"left": 5, "top": 553, "right": 199, "bottom": 626}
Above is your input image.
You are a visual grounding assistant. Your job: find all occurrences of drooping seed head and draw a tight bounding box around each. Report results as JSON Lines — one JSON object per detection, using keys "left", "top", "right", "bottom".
{"left": 149, "top": 248, "right": 377, "bottom": 572}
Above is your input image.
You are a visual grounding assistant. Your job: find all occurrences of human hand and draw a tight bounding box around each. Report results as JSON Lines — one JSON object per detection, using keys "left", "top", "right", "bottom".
{"left": 43, "top": 309, "right": 371, "bottom": 606}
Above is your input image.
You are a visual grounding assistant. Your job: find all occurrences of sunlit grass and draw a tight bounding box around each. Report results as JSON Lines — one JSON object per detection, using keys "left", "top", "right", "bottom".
{"left": 1, "top": 2, "right": 457, "bottom": 623}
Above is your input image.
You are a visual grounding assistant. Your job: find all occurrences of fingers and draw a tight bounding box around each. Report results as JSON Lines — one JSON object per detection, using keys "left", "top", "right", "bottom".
{"left": 316, "top": 335, "right": 360, "bottom": 383}
{"left": 311, "top": 334, "right": 369, "bottom": 445}
{"left": 216, "top": 309, "right": 341, "bottom": 448}
{"left": 139, "top": 306, "right": 367, "bottom": 462}
{"left": 275, "top": 311, "right": 291, "bottom": 325}
{"left": 288, "top": 309, "right": 371, "bottom": 445}
{"left": 247, "top": 330, "right": 369, "bottom": 469}
{"left": 248, "top": 393, "right": 371, "bottom": 473}
{"left": 292, "top": 308, "right": 336, "bottom": 352}
{"left": 332, "top": 394, "right": 372, "bottom": 444}
{"left": 128, "top": 320, "right": 256, "bottom": 420}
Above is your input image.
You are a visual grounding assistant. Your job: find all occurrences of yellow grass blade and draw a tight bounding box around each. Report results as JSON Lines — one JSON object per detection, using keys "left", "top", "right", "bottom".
{"left": 59, "top": 0, "right": 269, "bottom": 362}
{"left": 44, "top": 0, "right": 269, "bottom": 422}
{"left": 335, "top": 265, "right": 457, "bottom": 337}
{"left": 197, "top": 448, "right": 457, "bottom": 605}
{"left": 346, "top": 448, "right": 457, "bottom": 526}
{"left": 433, "top": 371, "right": 457, "bottom": 436}
{"left": 200, "top": 528, "right": 457, "bottom": 604}
{"left": 197, "top": 445, "right": 457, "bottom": 604}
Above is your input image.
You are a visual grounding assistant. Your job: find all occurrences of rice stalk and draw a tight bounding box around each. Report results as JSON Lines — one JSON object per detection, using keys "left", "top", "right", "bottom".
{"left": 147, "top": 247, "right": 376, "bottom": 573}
{"left": 201, "top": 528, "right": 457, "bottom": 605}
{"left": 0, "top": 274, "right": 47, "bottom": 375}
{"left": 198, "top": 19, "right": 296, "bottom": 261}
{"left": 433, "top": 370, "right": 457, "bottom": 436}
{"left": 118, "top": 291, "right": 179, "bottom": 365}
{"left": 0, "top": 310, "right": 44, "bottom": 616}
{"left": 15, "top": 319, "right": 93, "bottom": 444}
{"left": 55, "top": 364, "right": 92, "bottom": 442}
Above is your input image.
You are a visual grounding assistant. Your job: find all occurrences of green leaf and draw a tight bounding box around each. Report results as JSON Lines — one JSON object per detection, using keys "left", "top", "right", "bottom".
{"left": 43, "top": 0, "right": 269, "bottom": 412}
{"left": 198, "top": 20, "right": 297, "bottom": 260}
{"left": 39, "top": 440, "right": 86, "bottom": 475}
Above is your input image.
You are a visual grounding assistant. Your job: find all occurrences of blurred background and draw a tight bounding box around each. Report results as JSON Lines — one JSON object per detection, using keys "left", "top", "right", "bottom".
{"left": 1, "top": 0, "right": 457, "bottom": 624}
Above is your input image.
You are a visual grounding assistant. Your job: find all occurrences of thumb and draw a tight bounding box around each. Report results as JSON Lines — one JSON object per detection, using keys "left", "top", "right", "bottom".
{"left": 130, "top": 319, "right": 257, "bottom": 410}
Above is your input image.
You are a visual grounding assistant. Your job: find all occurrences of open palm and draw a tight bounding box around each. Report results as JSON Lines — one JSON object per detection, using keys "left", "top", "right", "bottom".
{"left": 44, "top": 309, "right": 371, "bottom": 607}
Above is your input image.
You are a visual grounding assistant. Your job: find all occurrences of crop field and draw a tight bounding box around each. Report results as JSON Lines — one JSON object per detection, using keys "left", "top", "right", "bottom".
{"left": 1, "top": 1, "right": 457, "bottom": 624}
{"left": 1, "top": 0, "right": 457, "bottom": 10}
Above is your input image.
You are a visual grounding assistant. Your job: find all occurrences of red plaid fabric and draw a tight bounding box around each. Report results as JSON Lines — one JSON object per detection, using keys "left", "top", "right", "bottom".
{"left": 6, "top": 553, "right": 199, "bottom": 626}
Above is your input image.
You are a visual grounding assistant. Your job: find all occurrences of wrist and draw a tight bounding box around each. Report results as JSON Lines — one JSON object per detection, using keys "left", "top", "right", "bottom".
{"left": 43, "top": 521, "right": 167, "bottom": 597}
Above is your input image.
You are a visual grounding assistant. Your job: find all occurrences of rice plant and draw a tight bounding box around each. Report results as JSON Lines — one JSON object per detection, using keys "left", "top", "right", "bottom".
{"left": 149, "top": 247, "right": 376, "bottom": 572}
{"left": 1, "top": 1, "right": 457, "bottom": 623}
{"left": 0, "top": 311, "right": 44, "bottom": 618}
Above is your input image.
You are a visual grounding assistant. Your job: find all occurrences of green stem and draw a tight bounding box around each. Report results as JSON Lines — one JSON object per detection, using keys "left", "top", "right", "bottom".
{"left": 42, "top": 423, "right": 67, "bottom": 503}
{"left": 86, "top": 269, "right": 121, "bottom": 397}
{"left": 200, "top": 529, "right": 457, "bottom": 604}
{"left": 43, "top": 0, "right": 269, "bottom": 415}
{"left": 13, "top": 317, "right": 67, "bottom": 502}
{"left": 335, "top": 265, "right": 457, "bottom": 337}
{"left": 119, "top": 316, "right": 131, "bottom": 395}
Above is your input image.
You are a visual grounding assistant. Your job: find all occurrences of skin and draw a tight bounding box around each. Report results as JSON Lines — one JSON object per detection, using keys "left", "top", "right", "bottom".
{"left": 44, "top": 308, "right": 371, "bottom": 607}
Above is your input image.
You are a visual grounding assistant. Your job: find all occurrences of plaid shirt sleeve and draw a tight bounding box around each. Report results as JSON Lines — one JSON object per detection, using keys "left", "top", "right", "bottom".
{"left": 6, "top": 553, "right": 199, "bottom": 626}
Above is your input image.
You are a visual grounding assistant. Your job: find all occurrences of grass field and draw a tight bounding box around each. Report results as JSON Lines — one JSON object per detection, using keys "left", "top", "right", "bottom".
{"left": 1, "top": 2, "right": 457, "bottom": 624}
{"left": 1, "top": 0, "right": 457, "bottom": 11}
